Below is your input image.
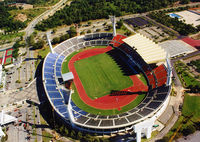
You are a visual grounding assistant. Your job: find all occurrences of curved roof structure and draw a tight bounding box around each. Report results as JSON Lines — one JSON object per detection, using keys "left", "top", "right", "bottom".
{"left": 42, "top": 33, "right": 172, "bottom": 134}
{"left": 122, "top": 33, "right": 166, "bottom": 64}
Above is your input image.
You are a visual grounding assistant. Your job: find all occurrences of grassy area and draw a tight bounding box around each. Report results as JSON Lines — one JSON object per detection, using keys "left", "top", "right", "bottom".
{"left": 62, "top": 46, "right": 107, "bottom": 73}
{"left": 74, "top": 53, "right": 133, "bottom": 99}
{"left": 164, "top": 94, "right": 200, "bottom": 141}
{"left": 0, "top": 32, "right": 24, "bottom": 41}
{"left": 175, "top": 60, "right": 200, "bottom": 87}
{"left": 182, "top": 94, "right": 200, "bottom": 121}
{"left": 34, "top": 46, "right": 50, "bottom": 68}
{"left": 34, "top": 0, "right": 60, "bottom": 7}
{"left": 71, "top": 86, "right": 146, "bottom": 115}
{"left": 9, "top": 8, "right": 47, "bottom": 23}
{"left": 37, "top": 46, "right": 50, "bottom": 59}
{"left": 42, "top": 131, "right": 54, "bottom": 142}
{"left": 106, "top": 24, "right": 134, "bottom": 36}
{"left": 62, "top": 45, "right": 146, "bottom": 115}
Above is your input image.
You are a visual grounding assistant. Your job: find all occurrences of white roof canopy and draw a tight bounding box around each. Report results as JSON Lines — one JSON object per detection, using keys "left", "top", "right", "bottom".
{"left": 61, "top": 72, "right": 74, "bottom": 82}
{"left": 123, "top": 34, "right": 166, "bottom": 64}
{"left": 0, "top": 111, "right": 17, "bottom": 126}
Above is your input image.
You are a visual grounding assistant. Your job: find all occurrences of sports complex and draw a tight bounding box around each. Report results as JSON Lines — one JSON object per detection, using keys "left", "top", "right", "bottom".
{"left": 42, "top": 30, "right": 172, "bottom": 141}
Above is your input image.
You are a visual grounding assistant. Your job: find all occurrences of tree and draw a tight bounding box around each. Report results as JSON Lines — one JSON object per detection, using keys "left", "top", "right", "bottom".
{"left": 96, "top": 29, "right": 101, "bottom": 32}
{"left": 182, "top": 125, "right": 196, "bottom": 136}
{"left": 69, "top": 26, "right": 77, "bottom": 37}
{"left": 87, "top": 29, "right": 92, "bottom": 33}
{"left": 35, "top": 0, "right": 182, "bottom": 31}
{"left": 59, "top": 125, "right": 65, "bottom": 133}
{"left": 70, "top": 130, "right": 76, "bottom": 139}
{"left": 27, "top": 35, "right": 35, "bottom": 46}
{"left": 77, "top": 131, "right": 83, "bottom": 140}
{"left": 88, "top": 21, "right": 92, "bottom": 26}
{"left": 52, "top": 37, "right": 60, "bottom": 45}
{"left": 52, "top": 28, "right": 57, "bottom": 34}
{"left": 33, "top": 40, "right": 45, "bottom": 49}
{"left": 117, "top": 19, "right": 123, "bottom": 29}
{"left": 64, "top": 128, "right": 69, "bottom": 136}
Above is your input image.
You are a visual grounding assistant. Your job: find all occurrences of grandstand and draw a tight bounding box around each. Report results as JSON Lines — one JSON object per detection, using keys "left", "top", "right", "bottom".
{"left": 42, "top": 32, "right": 172, "bottom": 142}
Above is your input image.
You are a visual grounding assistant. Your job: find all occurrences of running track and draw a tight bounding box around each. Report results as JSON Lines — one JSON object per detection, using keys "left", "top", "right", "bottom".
{"left": 68, "top": 46, "right": 148, "bottom": 110}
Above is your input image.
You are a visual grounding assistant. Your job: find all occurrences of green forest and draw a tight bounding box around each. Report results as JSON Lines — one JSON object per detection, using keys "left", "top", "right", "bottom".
{"left": 5, "top": 0, "right": 55, "bottom": 5}
{"left": 0, "top": 4, "right": 26, "bottom": 32}
{"left": 35, "top": 0, "right": 198, "bottom": 31}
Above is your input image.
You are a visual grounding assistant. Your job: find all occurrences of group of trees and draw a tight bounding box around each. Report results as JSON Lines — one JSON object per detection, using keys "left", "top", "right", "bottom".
{"left": 26, "top": 33, "right": 45, "bottom": 50}
{"left": 5, "top": 0, "right": 53, "bottom": 5}
{"left": 52, "top": 26, "right": 77, "bottom": 45}
{"left": 55, "top": 125, "right": 109, "bottom": 142}
{"left": 188, "top": 59, "right": 200, "bottom": 73}
{"left": 35, "top": 0, "right": 197, "bottom": 31}
{"left": 0, "top": 4, "right": 26, "bottom": 32}
{"left": 148, "top": 11, "right": 199, "bottom": 35}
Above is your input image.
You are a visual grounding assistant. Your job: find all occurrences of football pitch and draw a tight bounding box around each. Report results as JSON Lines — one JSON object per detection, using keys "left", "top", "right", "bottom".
{"left": 74, "top": 53, "right": 133, "bottom": 99}
{"left": 62, "top": 46, "right": 147, "bottom": 115}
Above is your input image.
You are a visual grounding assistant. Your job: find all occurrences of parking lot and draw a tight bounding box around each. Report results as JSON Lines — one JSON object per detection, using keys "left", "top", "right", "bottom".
{"left": 124, "top": 16, "right": 174, "bottom": 42}
{"left": 4, "top": 102, "right": 42, "bottom": 142}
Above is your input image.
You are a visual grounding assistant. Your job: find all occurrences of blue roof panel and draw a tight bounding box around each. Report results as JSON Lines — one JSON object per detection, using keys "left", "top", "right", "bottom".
{"left": 48, "top": 92, "right": 62, "bottom": 99}
{"left": 46, "top": 85, "right": 58, "bottom": 92}
{"left": 44, "top": 67, "right": 54, "bottom": 73}
{"left": 44, "top": 73, "right": 54, "bottom": 79}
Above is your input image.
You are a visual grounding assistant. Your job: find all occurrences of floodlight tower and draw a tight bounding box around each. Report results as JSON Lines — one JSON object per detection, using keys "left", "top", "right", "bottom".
{"left": 109, "top": 15, "right": 117, "bottom": 37}
{"left": 46, "top": 32, "right": 54, "bottom": 54}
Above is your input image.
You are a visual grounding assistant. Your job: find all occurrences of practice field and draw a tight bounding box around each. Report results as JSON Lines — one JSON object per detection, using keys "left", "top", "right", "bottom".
{"left": 5, "top": 57, "right": 12, "bottom": 64}
{"left": 74, "top": 53, "right": 133, "bottom": 99}
{"left": 0, "top": 51, "right": 4, "bottom": 58}
{"left": 6, "top": 49, "right": 12, "bottom": 56}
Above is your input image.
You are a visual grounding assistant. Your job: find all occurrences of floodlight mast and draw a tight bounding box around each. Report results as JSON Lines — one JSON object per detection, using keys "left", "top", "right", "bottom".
{"left": 109, "top": 15, "right": 117, "bottom": 37}
{"left": 46, "top": 32, "right": 54, "bottom": 54}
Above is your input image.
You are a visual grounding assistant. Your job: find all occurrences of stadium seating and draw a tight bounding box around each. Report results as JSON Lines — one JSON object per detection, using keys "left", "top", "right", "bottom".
{"left": 43, "top": 33, "right": 171, "bottom": 132}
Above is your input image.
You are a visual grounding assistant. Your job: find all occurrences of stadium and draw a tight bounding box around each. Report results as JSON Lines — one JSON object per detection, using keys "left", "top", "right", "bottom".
{"left": 42, "top": 24, "right": 172, "bottom": 141}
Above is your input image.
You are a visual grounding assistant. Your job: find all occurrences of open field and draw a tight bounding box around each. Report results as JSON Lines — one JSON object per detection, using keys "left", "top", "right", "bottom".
{"left": 65, "top": 46, "right": 147, "bottom": 114}
{"left": 74, "top": 53, "right": 133, "bottom": 99}
{"left": 62, "top": 46, "right": 107, "bottom": 74}
{"left": 61, "top": 45, "right": 147, "bottom": 114}
{"left": 165, "top": 94, "right": 200, "bottom": 141}
{"left": 0, "top": 32, "right": 25, "bottom": 44}
{"left": 182, "top": 94, "right": 200, "bottom": 121}
{"left": 9, "top": 8, "right": 47, "bottom": 23}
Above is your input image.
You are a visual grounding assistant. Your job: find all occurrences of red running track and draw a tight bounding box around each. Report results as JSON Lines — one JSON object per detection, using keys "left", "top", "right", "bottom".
{"left": 68, "top": 46, "right": 148, "bottom": 110}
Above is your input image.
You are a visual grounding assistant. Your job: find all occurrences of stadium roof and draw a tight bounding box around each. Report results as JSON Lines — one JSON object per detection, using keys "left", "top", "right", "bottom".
{"left": 123, "top": 34, "right": 166, "bottom": 64}
{"left": 159, "top": 40, "right": 196, "bottom": 57}
{"left": 62, "top": 72, "right": 74, "bottom": 82}
{"left": 0, "top": 110, "right": 17, "bottom": 126}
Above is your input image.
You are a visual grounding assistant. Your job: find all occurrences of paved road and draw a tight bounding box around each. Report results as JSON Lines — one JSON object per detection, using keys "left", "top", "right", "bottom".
{"left": 176, "top": 131, "right": 200, "bottom": 142}
{"left": 24, "top": 0, "right": 68, "bottom": 39}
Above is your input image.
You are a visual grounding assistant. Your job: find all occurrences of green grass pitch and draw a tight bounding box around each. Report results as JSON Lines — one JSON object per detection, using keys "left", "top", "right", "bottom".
{"left": 5, "top": 57, "right": 12, "bottom": 64}
{"left": 62, "top": 46, "right": 147, "bottom": 115}
{"left": 7, "top": 50, "right": 12, "bottom": 56}
{"left": 74, "top": 53, "right": 133, "bottom": 99}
